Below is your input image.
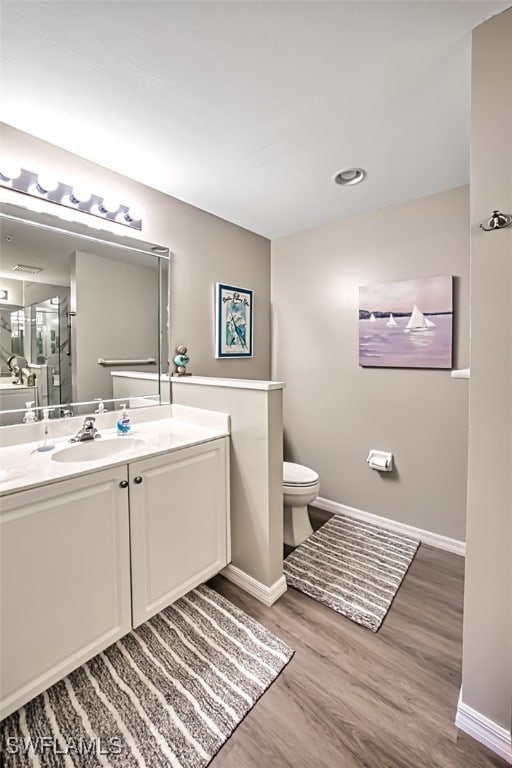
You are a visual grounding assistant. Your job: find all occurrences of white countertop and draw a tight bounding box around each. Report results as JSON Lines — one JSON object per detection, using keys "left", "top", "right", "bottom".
{"left": 0, "top": 382, "right": 36, "bottom": 391}
{"left": 110, "top": 371, "right": 171, "bottom": 381}
{"left": 0, "top": 411, "right": 229, "bottom": 497}
{"left": 171, "top": 375, "right": 285, "bottom": 391}
{"left": 111, "top": 372, "right": 285, "bottom": 390}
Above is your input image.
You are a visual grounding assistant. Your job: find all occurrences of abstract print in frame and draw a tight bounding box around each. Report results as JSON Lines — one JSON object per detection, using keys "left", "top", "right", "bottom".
{"left": 359, "top": 275, "right": 453, "bottom": 368}
{"left": 215, "top": 283, "right": 254, "bottom": 358}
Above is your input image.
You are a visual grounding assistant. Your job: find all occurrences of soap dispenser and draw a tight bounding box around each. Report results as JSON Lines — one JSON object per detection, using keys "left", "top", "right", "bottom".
{"left": 37, "top": 408, "right": 55, "bottom": 452}
{"left": 22, "top": 401, "right": 36, "bottom": 423}
{"left": 94, "top": 398, "right": 108, "bottom": 414}
{"left": 117, "top": 404, "right": 131, "bottom": 436}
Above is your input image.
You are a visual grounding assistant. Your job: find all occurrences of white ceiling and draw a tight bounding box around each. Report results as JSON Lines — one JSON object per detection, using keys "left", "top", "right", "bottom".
{"left": 0, "top": 1, "right": 509, "bottom": 238}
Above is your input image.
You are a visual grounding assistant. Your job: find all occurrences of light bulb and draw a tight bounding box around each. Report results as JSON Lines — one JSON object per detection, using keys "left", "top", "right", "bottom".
{"left": 69, "top": 186, "right": 92, "bottom": 204}
{"left": 123, "top": 206, "right": 143, "bottom": 223}
{"left": 36, "top": 174, "right": 59, "bottom": 195}
{"left": 98, "top": 198, "right": 119, "bottom": 214}
{"left": 0, "top": 163, "right": 22, "bottom": 182}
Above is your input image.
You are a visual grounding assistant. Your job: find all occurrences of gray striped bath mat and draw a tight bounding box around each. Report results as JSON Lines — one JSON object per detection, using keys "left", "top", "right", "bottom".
{"left": 284, "top": 514, "right": 420, "bottom": 631}
{"left": 1, "top": 584, "right": 293, "bottom": 767}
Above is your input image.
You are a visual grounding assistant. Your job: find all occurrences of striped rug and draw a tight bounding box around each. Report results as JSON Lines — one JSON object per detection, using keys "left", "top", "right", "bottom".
{"left": 284, "top": 514, "right": 420, "bottom": 631}
{"left": 1, "top": 584, "right": 293, "bottom": 768}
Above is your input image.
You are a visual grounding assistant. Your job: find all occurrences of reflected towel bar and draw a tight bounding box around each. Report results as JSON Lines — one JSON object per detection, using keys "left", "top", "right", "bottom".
{"left": 98, "top": 358, "right": 156, "bottom": 366}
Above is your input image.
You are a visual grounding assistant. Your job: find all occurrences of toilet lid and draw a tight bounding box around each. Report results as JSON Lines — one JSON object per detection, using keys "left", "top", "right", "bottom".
{"left": 283, "top": 461, "right": 319, "bottom": 486}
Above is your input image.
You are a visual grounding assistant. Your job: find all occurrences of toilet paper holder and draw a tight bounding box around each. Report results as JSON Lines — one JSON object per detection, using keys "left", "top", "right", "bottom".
{"left": 367, "top": 450, "right": 393, "bottom": 472}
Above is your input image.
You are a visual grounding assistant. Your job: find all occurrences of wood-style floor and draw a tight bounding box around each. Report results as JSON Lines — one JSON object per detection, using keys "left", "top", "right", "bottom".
{"left": 208, "top": 508, "right": 508, "bottom": 768}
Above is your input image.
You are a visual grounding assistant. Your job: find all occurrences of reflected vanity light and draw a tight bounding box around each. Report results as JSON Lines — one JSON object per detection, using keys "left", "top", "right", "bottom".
{"left": 0, "top": 289, "right": 8, "bottom": 300}
{"left": 0, "top": 165, "right": 143, "bottom": 230}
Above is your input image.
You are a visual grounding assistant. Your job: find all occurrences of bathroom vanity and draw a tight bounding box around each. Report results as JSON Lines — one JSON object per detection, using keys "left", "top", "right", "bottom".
{"left": 0, "top": 405, "right": 230, "bottom": 720}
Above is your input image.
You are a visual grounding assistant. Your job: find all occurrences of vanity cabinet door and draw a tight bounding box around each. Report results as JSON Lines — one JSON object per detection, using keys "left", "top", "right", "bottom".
{"left": 0, "top": 467, "right": 131, "bottom": 720}
{"left": 130, "top": 437, "right": 229, "bottom": 627}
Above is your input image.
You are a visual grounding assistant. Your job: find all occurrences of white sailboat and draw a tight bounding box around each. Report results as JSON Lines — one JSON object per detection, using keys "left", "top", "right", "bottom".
{"left": 369, "top": 312, "right": 376, "bottom": 322}
{"left": 386, "top": 313, "right": 397, "bottom": 327}
{"left": 404, "top": 304, "right": 436, "bottom": 332}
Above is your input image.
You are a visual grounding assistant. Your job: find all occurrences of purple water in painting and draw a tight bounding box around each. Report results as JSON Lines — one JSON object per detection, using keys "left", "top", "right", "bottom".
{"left": 359, "top": 313, "right": 452, "bottom": 368}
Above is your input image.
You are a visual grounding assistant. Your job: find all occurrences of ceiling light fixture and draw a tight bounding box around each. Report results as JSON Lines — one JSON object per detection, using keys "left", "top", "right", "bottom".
{"left": 98, "top": 198, "right": 120, "bottom": 215}
{"left": 69, "top": 186, "right": 92, "bottom": 205}
{"left": 123, "top": 206, "right": 143, "bottom": 224}
{"left": 332, "top": 167, "right": 367, "bottom": 186}
{"left": 0, "top": 163, "right": 22, "bottom": 182}
{"left": 0, "top": 165, "right": 143, "bottom": 230}
{"left": 36, "top": 174, "right": 60, "bottom": 195}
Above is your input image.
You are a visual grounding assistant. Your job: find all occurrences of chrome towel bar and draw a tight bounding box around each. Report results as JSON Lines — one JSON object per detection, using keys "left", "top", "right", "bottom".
{"left": 97, "top": 358, "right": 156, "bottom": 366}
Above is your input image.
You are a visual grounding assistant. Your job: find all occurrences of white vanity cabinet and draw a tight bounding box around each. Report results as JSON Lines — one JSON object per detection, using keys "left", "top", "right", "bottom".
{"left": 0, "top": 429, "right": 230, "bottom": 720}
{"left": 129, "top": 437, "right": 230, "bottom": 627}
{"left": 0, "top": 466, "right": 132, "bottom": 719}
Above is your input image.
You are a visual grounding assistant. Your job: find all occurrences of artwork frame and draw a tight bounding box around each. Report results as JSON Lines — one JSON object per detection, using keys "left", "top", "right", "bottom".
{"left": 359, "top": 275, "right": 453, "bottom": 369}
{"left": 215, "top": 283, "right": 254, "bottom": 358}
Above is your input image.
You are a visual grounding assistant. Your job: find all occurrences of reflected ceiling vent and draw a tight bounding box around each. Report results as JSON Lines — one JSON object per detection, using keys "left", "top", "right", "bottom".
{"left": 12, "top": 264, "right": 43, "bottom": 274}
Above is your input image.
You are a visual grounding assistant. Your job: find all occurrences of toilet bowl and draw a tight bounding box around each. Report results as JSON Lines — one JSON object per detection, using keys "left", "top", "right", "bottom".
{"left": 283, "top": 461, "right": 320, "bottom": 547}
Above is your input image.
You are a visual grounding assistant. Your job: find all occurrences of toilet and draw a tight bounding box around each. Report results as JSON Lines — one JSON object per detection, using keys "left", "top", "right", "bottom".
{"left": 283, "top": 461, "right": 320, "bottom": 547}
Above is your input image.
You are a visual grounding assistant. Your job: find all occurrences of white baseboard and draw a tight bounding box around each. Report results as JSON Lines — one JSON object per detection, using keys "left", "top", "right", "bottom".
{"left": 456, "top": 688, "right": 512, "bottom": 764}
{"left": 311, "top": 496, "right": 466, "bottom": 556}
{"left": 221, "top": 564, "right": 287, "bottom": 607}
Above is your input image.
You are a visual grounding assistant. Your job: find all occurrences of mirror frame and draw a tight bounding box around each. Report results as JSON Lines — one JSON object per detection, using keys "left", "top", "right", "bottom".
{"left": 0, "top": 201, "right": 171, "bottom": 425}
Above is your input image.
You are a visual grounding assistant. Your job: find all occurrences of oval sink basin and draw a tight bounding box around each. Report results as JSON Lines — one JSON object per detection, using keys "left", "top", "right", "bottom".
{"left": 52, "top": 436, "right": 147, "bottom": 463}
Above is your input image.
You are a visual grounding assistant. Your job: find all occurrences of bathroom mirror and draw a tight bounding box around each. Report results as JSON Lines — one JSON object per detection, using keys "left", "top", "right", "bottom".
{"left": 0, "top": 201, "right": 170, "bottom": 426}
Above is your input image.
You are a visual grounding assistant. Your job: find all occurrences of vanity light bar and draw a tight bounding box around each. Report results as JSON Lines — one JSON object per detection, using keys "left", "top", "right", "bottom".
{"left": 0, "top": 166, "right": 143, "bottom": 231}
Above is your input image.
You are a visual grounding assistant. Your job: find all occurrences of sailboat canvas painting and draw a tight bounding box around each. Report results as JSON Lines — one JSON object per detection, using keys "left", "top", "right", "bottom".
{"left": 359, "top": 276, "right": 453, "bottom": 368}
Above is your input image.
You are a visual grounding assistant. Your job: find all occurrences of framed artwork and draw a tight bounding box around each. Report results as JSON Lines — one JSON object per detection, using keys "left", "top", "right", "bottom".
{"left": 359, "top": 275, "right": 453, "bottom": 369}
{"left": 215, "top": 283, "right": 253, "bottom": 358}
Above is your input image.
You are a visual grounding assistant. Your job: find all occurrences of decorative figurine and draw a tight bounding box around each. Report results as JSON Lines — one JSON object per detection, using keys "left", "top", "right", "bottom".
{"left": 172, "top": 345, "right": 191, "bottom": 376}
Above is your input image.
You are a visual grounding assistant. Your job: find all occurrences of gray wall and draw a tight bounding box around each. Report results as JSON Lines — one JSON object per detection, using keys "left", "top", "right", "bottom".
{"left": 0, "top": 123, "right": 271, "bottom": 380}
{"left": 271, "top": 186, "right": 470, "bottom": 541}
{"left": 0, "top": 279, "right": 24, "bottom": 374}
{"left": 71, "top": 250, "right": 159, "bottom": 403}
{"left": 461, "top": 7, "right": 512, "bottom": 733}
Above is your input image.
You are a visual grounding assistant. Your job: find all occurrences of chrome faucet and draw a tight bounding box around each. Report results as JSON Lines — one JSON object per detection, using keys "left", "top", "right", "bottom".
{"left": 70, "top": 416, "right": 101, "bottom": 442}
